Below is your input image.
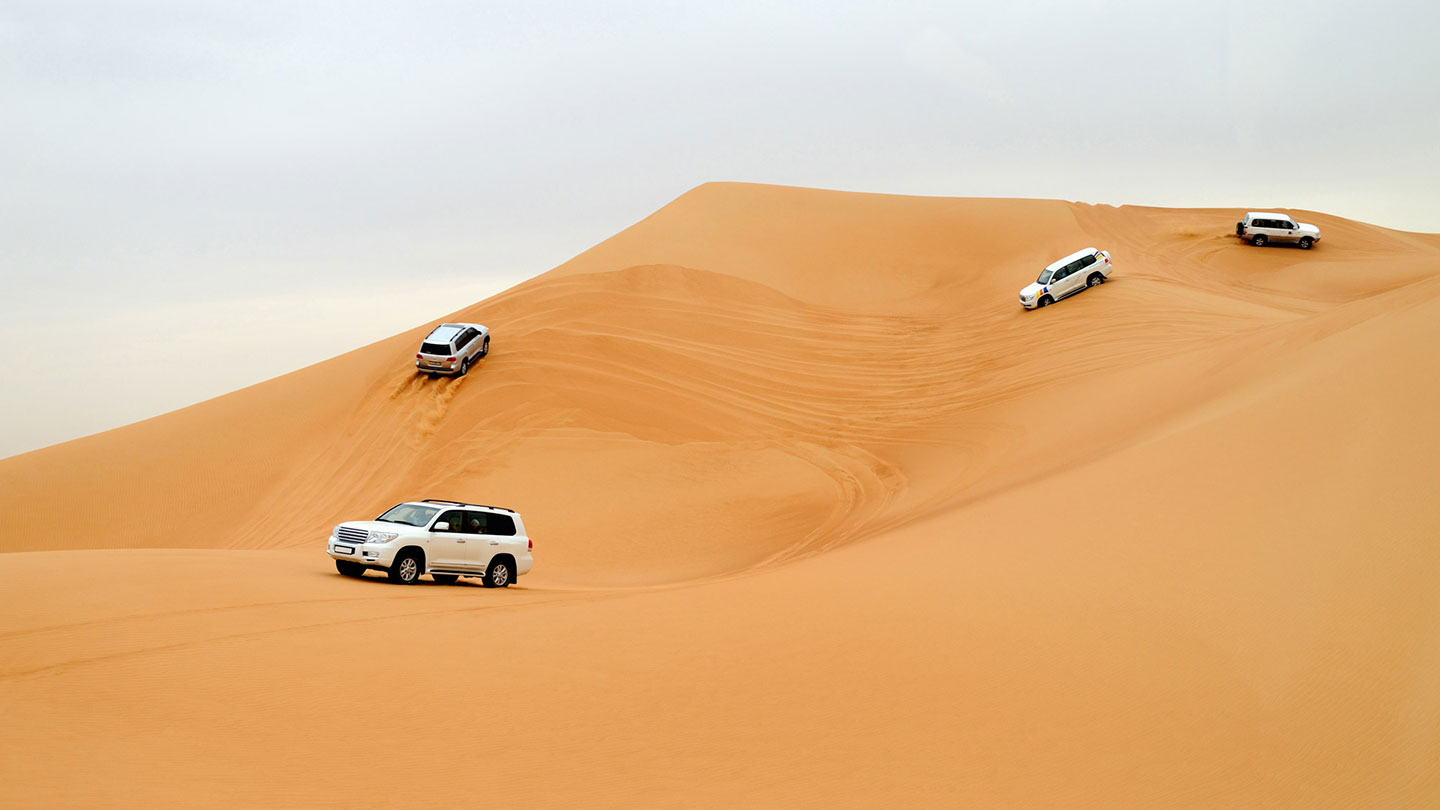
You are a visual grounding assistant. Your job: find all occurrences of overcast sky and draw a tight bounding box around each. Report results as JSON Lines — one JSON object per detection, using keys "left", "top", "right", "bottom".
{"left": 3, "top": 0, "right": 1438, "bottom": 458}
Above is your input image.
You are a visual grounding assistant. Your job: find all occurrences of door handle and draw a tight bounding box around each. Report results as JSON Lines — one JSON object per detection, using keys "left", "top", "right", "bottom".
{"left": 457, "top": 540, "right": 466, "bottom": 543}
{"left": 489, "top": 540, "right": 500, "bottom": 545}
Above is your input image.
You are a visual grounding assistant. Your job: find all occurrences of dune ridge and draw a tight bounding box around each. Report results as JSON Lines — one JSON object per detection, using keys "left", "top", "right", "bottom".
{"left": 2, "top": 183, "right": 1439, "bottom": 807}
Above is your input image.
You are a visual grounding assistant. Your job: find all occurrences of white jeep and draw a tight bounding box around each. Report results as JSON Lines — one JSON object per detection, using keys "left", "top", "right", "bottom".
{"left": 1236, "top": 212, "right": 1321, "bottom": 249}
{"left": 416, "top": 322, "right": 490, "bottom": 377}
{"left": 1019, "top": 247, "right": 1113, "bottom": 310}
{"left": 327, "top": 499, "right": 532, "bottom": 587}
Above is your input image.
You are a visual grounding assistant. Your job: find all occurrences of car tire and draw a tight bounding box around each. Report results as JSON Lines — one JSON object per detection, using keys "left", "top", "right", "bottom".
{"left": 482, "top": 558, "right": 513, "bottom": 588}
{"left": 1037, "top": 295, "right": 1053, "bottom": 308}
{"left": 1298, "top": 237, "right": 1313, "bottom": 250}
{"left": 336, "top": 560, "right": 366, "bottom": 578}
{"left": 479, "top": 336, "right": 489, "bottom": 358}
{"left": 388, "top": 550, "right": 423, "bottom": 585}
{"left": 1251, "top": 234, "right": 1268, "bottom": 246}
{"left": 1087, "top": 273, "right": 1103, "bottom": 288}
{"left": 431, "top": 574, "right": 459, "bottom": 585}
{"left": 457, "top": 357, "right": 470, "bottom": 377}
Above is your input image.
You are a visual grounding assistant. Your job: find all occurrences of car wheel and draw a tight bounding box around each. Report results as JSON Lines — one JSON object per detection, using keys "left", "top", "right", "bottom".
{"left": 388, "top": 550, "right": 422, "bottom": 585}
{"left": 431, "top": 574, "right": 458, "bottom": 585}
{"left": 1037, "top": 295, "right": 1053, "bottom": 308}
{"left": 1087, "top": 273, "right": 1103, "bottom": 288}
{"left": 336, "top": 560, "right": 366, "bottom": 578}
{"left": 479, "top": 336, "right": 489, "bottom": 358}
{"left": 482, "top": 558, "right": 513, "bottom": 588}
{"left": 1251, "top": 234, "right": 1268, "bottom": 246}
{"left": 457, "top": 357, "right": 470, "bottom": 377}
{"left": 1298, "top": 237, "right": 1313, "bottom": 250}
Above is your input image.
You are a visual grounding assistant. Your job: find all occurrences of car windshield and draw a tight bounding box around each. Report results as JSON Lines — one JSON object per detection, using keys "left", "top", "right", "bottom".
{"left": 375, "top": 504, "right": 439, "bottom": 527}
{"left": 1037, "top": 268, "right": 1055, "bottom": 284}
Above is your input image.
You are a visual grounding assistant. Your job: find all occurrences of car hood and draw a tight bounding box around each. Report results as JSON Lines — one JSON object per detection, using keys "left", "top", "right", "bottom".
{"left": 1020, "top": 282, "right": 1047, "bottom": 298}
{"left": 1298, "top": 223, "right": 1321, "bottom": 235}
{"left": 336, "top": 520, "right": 417, "bottom": 535}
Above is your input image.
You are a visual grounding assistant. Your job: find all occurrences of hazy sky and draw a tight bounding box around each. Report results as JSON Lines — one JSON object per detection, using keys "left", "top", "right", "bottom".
{"left": 3, "top": 0, "right": 1438, "bottom": 458}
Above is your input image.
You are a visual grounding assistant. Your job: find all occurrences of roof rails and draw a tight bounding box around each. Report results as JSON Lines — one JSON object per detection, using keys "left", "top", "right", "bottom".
{"left": 420, "top": 498, "right": 515, "bottom": 513}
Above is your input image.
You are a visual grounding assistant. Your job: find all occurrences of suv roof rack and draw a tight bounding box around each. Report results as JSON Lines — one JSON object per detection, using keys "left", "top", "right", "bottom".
{"left": 420, "top": 498, "right": 515, "bottom": 513}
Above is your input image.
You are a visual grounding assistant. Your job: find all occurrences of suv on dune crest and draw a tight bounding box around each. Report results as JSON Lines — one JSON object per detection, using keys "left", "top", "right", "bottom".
{"left": 1019, "top": 247, "right": 1112, "bottom": 309}
{"left": 416, "top": 322, "right": 489, "bottom": 376}
{"left": 1236, "top": 212, "right": 1321, "bottom": 249}
{"left": 327, "top": 499, "right": 532, "bottom": 587}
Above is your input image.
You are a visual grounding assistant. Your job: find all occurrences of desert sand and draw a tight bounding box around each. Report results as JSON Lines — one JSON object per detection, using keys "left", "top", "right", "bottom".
{"left": 2, "top": 182, "right": 1439, "bottom": 808}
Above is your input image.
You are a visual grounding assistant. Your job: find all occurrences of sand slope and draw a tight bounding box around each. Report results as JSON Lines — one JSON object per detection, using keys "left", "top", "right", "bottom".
{"left": 2, "top": 183, "right": 1439, "bottom": 807}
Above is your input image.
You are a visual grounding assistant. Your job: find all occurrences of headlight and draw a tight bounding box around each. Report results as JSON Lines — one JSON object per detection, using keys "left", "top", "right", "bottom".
{"left": 368, "top": 531, "right": 399, "bottom": 544}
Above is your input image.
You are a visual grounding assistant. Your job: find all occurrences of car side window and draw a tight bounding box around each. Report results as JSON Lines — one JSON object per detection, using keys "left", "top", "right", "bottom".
{"left": 434, "top": 510, "right": 465, "bottom": 532}
{"left": 459, "top": 511, "right": 485, "bottom": 535}
{"left": 1281, "top": 221, "right": 1295, "bottom": 230}
{"left": 1079, "top": 254, "right": 1096, "bottom": 268}
{"left": 460, "top": 328, "right": 477, "bottom": 347}
{"left": 485, "top": 514, "right": 517, "bottom": 536}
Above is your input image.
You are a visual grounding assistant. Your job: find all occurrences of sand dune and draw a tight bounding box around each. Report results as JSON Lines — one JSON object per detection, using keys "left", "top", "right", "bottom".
{"left": 2, "top": 183, "right": 1439, "bottom": 807}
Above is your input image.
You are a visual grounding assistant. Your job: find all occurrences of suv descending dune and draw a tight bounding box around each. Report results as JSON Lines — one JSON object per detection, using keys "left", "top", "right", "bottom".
{"left": 1019, "top": 247, "right": 1112, "bottom": 309}
{"left": 328, "top": 499, "right": 532, "bottom": 587}
{"left": 1236, "top": 212, "right": 1320, "bottom": 249}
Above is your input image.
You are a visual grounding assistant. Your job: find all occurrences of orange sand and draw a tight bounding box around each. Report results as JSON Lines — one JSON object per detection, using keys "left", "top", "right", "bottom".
{"left": 2, "top": 183, "right": 1439, "bottom": 807}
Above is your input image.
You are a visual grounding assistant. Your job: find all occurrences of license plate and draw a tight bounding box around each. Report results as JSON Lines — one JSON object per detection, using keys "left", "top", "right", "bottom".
{"left": 427, "top": 361, "right": 443, "bottom": 366}
{"left": 335, "top": 545, "right": 354, "bottom": 555}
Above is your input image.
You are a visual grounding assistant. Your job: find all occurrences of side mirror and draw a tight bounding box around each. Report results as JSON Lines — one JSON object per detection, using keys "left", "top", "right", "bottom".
{"left": 433, "top": 521, "right": 449, "bottom": 532}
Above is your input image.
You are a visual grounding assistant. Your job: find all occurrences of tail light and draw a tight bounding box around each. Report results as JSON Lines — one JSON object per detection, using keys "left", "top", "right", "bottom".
{"left": 415, "top": 353, "right": 422, "bottom": 359}
{"left": 528, "top": 538, "right": 533, "bottom": 550}
{"left": 446, "top": 356, "right": 457, "bottom": 361}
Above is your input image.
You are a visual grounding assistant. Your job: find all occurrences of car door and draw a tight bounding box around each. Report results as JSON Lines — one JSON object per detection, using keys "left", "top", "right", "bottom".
{"left": 1056, "top": 260, "right": 1083, "bottom": 298}
{"left": 1277, "top": 218, "right": 1298, "bottom": 243}
{"left": 477, "top": 511, "right": 522, "bottom": 570}
{"left": 1045, "top": 265, "right": 1068, "bottom": 299}
{"left": 427, "top": 509, "right": 468, "bottom": 568}
{"left": 451, "top": 509, "right": 488, "bottom": 569}
{"left": 1074, "top": 253, "right": 1098, "bottom": 288}
{"left": 456, "top": 328, "right": 477, "bottom": 361}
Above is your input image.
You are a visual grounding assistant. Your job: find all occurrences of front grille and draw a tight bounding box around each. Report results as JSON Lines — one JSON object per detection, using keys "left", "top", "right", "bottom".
{"left": 336, "top": 526, "right": 369, "bottom": 545}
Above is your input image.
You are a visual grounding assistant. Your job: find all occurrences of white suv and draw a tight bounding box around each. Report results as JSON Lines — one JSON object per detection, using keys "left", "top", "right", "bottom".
{"left": 416, "top": 322, "right": 490, "bottom": 376}
{"left": 327, "top": 499, "right": 532, "bottom": 587}
{"left": 1019, "top": 247, "right": 1113, "bottom": 309}
{"left": 1236, "top": 212, "right": 1320, "bottom": 249}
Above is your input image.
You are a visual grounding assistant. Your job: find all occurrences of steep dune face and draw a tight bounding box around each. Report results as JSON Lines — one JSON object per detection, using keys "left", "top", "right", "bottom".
{"left": 6, "top": 184, "right": 1433, "bottom": 584}
{"left": 3, "top": 184, "right": 1440, "bottom": 807}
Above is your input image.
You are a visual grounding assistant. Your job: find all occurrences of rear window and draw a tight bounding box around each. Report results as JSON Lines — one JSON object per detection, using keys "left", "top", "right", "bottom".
{"left": 484, "top": 513, "right": 517, "bottom": 536}
{"left": 420, "top": 342, "right": 451, "bottom": 356}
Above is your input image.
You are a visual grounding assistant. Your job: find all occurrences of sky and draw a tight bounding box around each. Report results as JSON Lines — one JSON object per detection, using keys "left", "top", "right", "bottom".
{"left": 3, "top": 0, "right": 1438, "bottom": 458}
